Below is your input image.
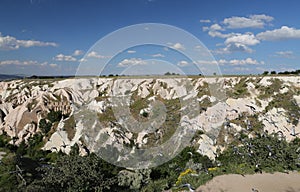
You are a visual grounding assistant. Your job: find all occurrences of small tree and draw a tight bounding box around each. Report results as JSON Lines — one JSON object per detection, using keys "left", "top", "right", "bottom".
{"left": 39, "top": 119, "right": 52, "bottom": 134}
{"left": 262, "top": 71, "right": 269, "bottom": 75}
{"left": 47, "top": 110, "right": 62, "bottom": 123}
{"left": 38, "top": 154, "right": 117, "bottom": 191}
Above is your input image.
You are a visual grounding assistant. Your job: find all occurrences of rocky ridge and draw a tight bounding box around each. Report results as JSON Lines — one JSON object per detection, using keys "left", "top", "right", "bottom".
{"left": 0, "top": 76, "right": 299, "bottom": 160}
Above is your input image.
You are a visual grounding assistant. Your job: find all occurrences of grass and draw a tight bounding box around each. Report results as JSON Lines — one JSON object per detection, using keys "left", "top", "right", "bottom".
{"left": 258, "top": 78, "right": 283, "bottom": 99}
{"left": 142, "top": 97, "right": 181, "bottom": 147}
{"left": 63, "top": 115, "right": 76, "bottom": 141}
{"left": 129, "top": 91, "right": 151, "bottom": 122}
{"left": 97, "top": 106, "right": 116, "bottom": 125}
{"left": 264, "top": 90, "right": 300, "bottom": 125}
{"left": 226, "top": 77, "right": 250, "bottom": 99}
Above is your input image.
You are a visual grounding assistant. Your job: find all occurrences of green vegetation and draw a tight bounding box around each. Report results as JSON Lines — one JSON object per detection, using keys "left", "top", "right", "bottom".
{"left": 261, "top": 69, "right": 300, "bottom": 75}
{"left": 257, "top": 79, "right": 300, "bottom": 125}
{"left": 227, "top": 77, "right": 250, "bottom": 99}
{"left": 39, "top": 119, "right": 52, "bottom": 135}
{"left": 218, "top": 134, "right": 300, "bottom": 174}
{"left": 38, "top": 110, "right": 63, "bottom": 135}
{"left": 98, "top": 106, "right": 116, "bottom": 125}
{"left": 0, "top": 129, "right": 300, "bottom": 191}
{"left": 258, "top": 78, "right": 283, "bottom": 99}
{"left": 47, "top": 110, "right": 62, "bottom": 123}
{"left": 35, "top": 154, "right": 118, "bottom": 192}
{"left": 63, "top": 115, "right": 76, "bottom": 140}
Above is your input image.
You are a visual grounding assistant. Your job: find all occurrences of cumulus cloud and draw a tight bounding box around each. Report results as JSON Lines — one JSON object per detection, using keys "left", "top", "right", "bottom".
{"left": 151, "top": 53, "right": 165, "bottom": 58}
{"left": 0, "top": 32, "right": 58, "bottom": 50}
{"left": 249, "top": 14, "right": 273, "bottom": 22}
{"left": 210, "top": 24, "right": 224, "bottom": 31}
{"left": 208, "top": 31, "right": 233, "bottom": 38}
{"left": 87, "top": 51, "right": 110, "bottom": 59}
{"left": 0, "top": 60, "right": 57, "bottom": 67}
{"left": 177, "top": 60, "right": 189, "bottom": 67}
{"left": 53, "top": 54, "right": 77, "bottom": 62}
{"left": 218, "top": 58, "right": 264, "bottom": 65}
{"left": 203, "top": 24, "right": 233, "bottom": 38}
{"left": 118, "top": 58, "right": 146, "bottom": 67}
{"left": 214, "top": 32, "right": 260, "bottom": 54}
{"left": 169, "top": 43, "right": 185, "bottom": 50}
{"left": 78, "top": 58, "right": 87, "bottom": 62}
{"left": 49, "top": 63, "right": 58, "bottom": 67}
{"left": 214, "top": 43, "right": 254, "bottom": 54}
{"left": 256, "top": 26, "right": 300, "bottom": 41}
{"left": 194, "top": 60, "right": 218, "bottom": 65}
{"left": 223, "top": 14, "right": 273, "bottom": 29}
{"left": 127, "top": 50, "right": 136, "bottom": 54}
{"left": 225, "top": 32, "right": 260, "bottom": 46}
{"left": 73, "top": 49, "right": 84, "bottom": 56}
{"left": 274, "top": 51, "right": 294, "bottom": 58}
{"left": 200, "top": 19, "right": 211, "bottom": 23}
{"left": 210, "top": 32, "right": 260, "bottom": 54}
{"left": 232, "top": 67, "right": 251, "bottom": 72}
{"left": 0, "top": 60, "right": 38, "bottom": 66}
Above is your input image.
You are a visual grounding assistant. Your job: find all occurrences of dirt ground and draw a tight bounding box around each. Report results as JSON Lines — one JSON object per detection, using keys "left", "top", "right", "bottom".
{"left": 196, "top": 172, "right": 300, "bottom": 192}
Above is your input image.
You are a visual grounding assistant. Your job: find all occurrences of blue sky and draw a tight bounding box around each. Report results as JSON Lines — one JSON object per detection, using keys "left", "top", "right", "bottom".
{"left": 0, "top": 0, "right": 300, "bottom": 75}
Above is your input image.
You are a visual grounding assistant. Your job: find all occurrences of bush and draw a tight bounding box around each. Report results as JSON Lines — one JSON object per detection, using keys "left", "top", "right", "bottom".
{"left": 39, "top": 119, "right": 52, "bottom": 134}
{"left": 37, "top": 154, "right": 117, "bottom": 191}
{"left": 47, "top": 110, "right": 62, "bottom": 123}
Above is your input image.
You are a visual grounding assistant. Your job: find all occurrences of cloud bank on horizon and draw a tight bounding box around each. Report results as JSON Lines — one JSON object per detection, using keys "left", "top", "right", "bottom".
{"left": 0, "top": 0, "right": 299, "bottom": 76}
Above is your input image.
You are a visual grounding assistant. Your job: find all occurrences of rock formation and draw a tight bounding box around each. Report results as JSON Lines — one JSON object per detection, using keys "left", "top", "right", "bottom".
{"left": 0, "top": 76, "right": 299, "bottom": 159}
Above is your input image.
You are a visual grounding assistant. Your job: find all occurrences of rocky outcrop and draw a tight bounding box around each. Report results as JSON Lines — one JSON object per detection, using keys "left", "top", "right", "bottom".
{"left": 0, "top": 76, "right": 299, "bottom": 159}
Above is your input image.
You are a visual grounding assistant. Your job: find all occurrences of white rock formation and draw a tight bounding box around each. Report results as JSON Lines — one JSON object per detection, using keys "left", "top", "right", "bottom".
{"left": 0, "top": 76, "right": 299, "bottom": 159}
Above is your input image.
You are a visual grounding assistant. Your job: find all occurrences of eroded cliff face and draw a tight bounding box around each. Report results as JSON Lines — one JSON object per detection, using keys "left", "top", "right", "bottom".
{"left": 0, "top": 76, "right": 299, "bottom": 159}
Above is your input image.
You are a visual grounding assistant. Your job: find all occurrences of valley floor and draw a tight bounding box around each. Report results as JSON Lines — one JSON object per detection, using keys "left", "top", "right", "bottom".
{"left": 196, "top": 171, "right": 300, "bottom": 192}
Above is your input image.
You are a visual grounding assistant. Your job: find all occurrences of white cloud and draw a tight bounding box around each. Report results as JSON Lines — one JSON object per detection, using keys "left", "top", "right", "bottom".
{"left": 177, "top": 60, "right": 189, "bottom": 67}
{"left": 87, "top": 51, "right": 110, "bottom": 59}
{"left": 78, "top": 58, "right": 87, "bottom": 62}
{"left": 118, "top": 58, "right": 146, "bottom": 67}
{"left": 214, "top": 43, "right": 254, "bottom": 54}
{"left": 225, "top": 32, "right": 260, "bottom": 46}
{"left": 213, "top": 32, "right": 260, "bottom": 54}
{"left": 0, "top": 32, "right": 58, "bottom": 50}
{"left": 127, "top": 50, "right": 136, "bottom": 54}
{"left": 40, "top": 62, "right": 47, "bottom": 66}
{"left": 249, "top": 14, "right": 273, "bottom": 22}
{"left": 53, "top": 54, "right": 77, "bottom": 62}
{"left": 210, "top": 24, "right": 224, "bottom": 31}
{"left": 200, "top": 19, "right": 211, "bottom": 23}
{"left": 49, "top": 63, "right": 58, "bottom": 67}
{"left": 73, "top": 49, "right": 84, "bottom": 56}
{"left": 274, "top": 51, "right": 294, "bottom": 58}
{"left": 233, "top": 67, "right": 251, "bottom": 72}
{"left": 223, "top": 14, "right": 273, "bottom": 29}
{"left": 256, "top": 26, "right": 300, "bottom": 41}
{"left": 218, "top": 58, "right": 264, "bottom": 66}
{"left": 203, "top": 24, "right": 233, "bottom": 38}
{"left": 151, "top": 53, "right": 165, "bottom": 58}
{"left": 194, "top": 60, "right": 218, "bottom": 65}
{"left": 169, "top": 43, "right": 185, "bottom": 50}
{"left": 0, "top": 60, "right": 38, "bottom": 66}
{"left": 208, "top": 31, "right": 233, "bottom": 38}
{"left": 0, "top": 60, "right": 57, "bottom": 67}
{"left": 203, "top": 24, "right": 224, "bottom": 31}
